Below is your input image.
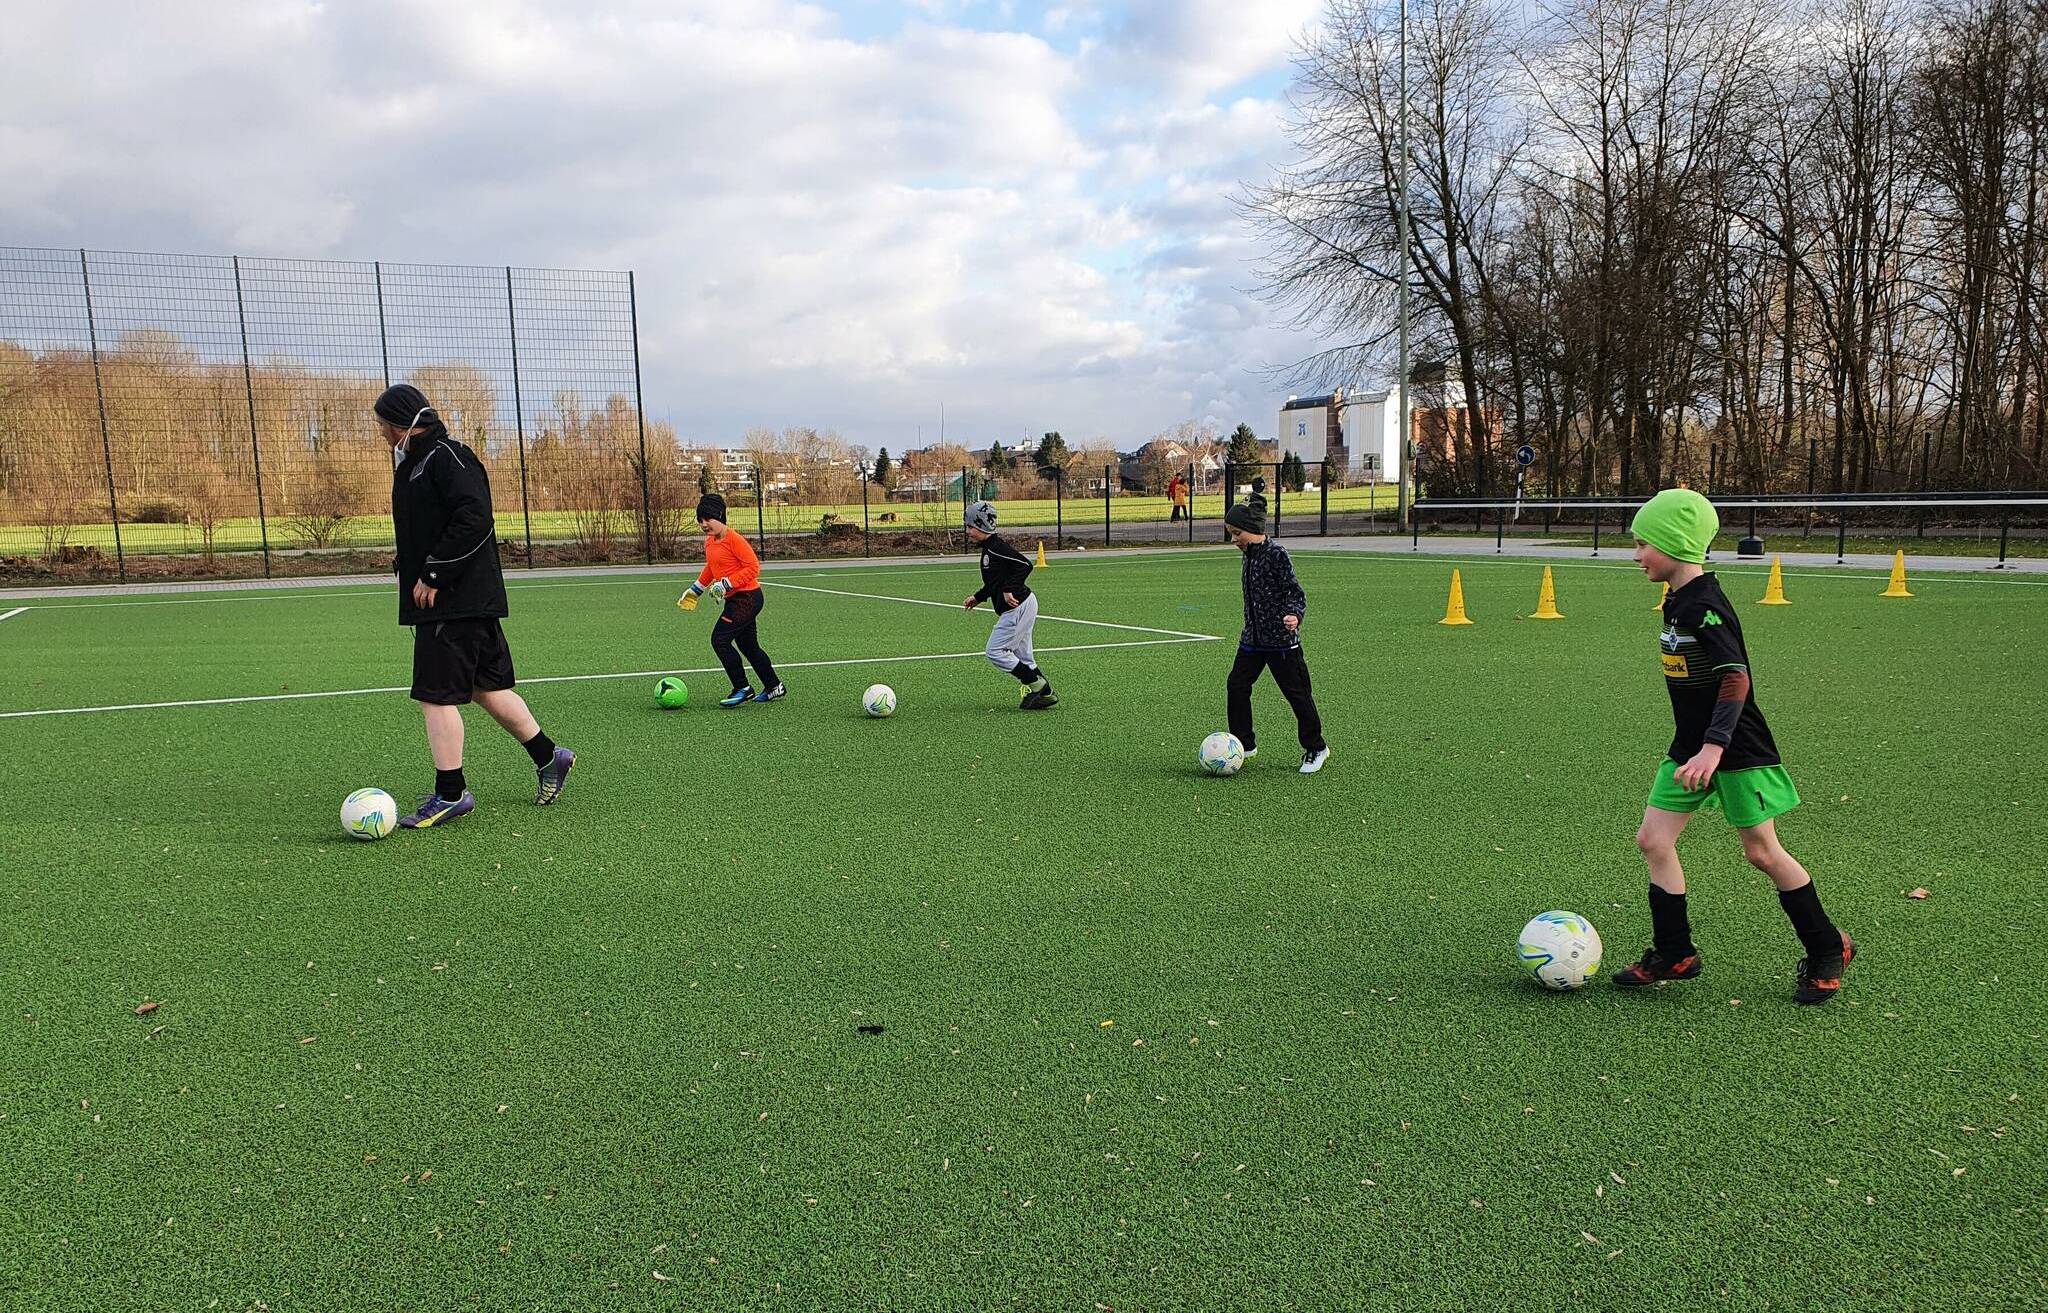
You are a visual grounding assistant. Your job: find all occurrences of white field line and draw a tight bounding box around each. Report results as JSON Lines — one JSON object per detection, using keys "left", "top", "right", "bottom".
{"left": 760, "top": 579, "right": 1222, "bottom": 639}
{"left": 12, "top": 548, "right": 1222, "bottom": 610}
{"left": 0, "top": 606, "right": 26, "bottom": 622}
{"left": 0, "top": 636, "right": 1216, "bottom": 721}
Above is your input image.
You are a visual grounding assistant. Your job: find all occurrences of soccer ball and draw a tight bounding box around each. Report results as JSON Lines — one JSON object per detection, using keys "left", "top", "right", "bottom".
{"left": 654, "top": 676, "right": 689, "bottom": 709}
{"left": 1198, "top": 731, "right": 1245, "bottom": 776}
{"left": 1517, "top": 910, "right": 1603, "bottom": 990}
{"left": 340, "top": 787, "right": 398, "bottom": 842}
{"left": 863, "top": 684, "right": 896, "bottom": 717}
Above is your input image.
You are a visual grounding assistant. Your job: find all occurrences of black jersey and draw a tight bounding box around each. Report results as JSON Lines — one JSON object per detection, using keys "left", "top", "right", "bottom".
{"left": 1659, "top": 573, "right": 1779, "bottom": 769}
{"left": 972, "top": 534, "right": 1034, "bottom": 614}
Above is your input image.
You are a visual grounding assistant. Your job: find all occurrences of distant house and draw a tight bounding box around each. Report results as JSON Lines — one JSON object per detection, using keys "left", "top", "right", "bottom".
{"left": 1119, "top": 439, "right": 1225, "bottom": 492}
{"left": 1277, "top": 379, "right": 1498, "bottom": 479}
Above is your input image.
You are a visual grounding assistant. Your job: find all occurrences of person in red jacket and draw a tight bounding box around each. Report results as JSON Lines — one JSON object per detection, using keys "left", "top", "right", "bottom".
{"left": 678, "top": 494, "right": 785, "bottom": 707}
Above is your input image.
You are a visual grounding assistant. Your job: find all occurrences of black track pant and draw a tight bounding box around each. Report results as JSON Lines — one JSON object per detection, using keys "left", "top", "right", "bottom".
{"left": 1227, "top": 645, "right": 1325, "bottom": 754}
{"left": 712, "top": 588, "right": 780, "bottom": 691}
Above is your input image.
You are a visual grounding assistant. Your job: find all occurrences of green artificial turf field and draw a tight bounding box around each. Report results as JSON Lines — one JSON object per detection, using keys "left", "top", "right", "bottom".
{"left": 1, "top": 548, "right": 2043, "bottom": 1312}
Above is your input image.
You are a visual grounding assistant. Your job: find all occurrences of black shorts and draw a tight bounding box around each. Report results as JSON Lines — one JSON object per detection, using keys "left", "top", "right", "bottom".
{"left": 411, "top": 617, "right": 516, "bottom": 705}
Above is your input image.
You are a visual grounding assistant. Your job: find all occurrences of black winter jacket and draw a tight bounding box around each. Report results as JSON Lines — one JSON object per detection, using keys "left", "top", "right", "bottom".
{"left": 1239, "top": 539, "right": 1307, "bottom": 650}
{"left": 972, "top": 534, "right": 1035, "bottom": 615}
{"left": 391, "top": 430, "right": 509, "bottom": 626}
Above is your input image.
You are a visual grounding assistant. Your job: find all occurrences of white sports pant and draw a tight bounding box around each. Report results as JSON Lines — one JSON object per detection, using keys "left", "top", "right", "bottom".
{"left": 985, "top": 593, "right": 1039, "bottom": 673}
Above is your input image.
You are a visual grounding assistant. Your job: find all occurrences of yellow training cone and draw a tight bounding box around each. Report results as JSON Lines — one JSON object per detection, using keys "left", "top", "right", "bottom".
{"left": 1758, "top": 556, "right": 1790, "bottom": 605}
{"left": 1882, "top": 550, "right": 1913, "bottom": 598}
{"left": 1531, "top": 565, "right": 1564, "bottom": 620}
{"left": 1035, "top": 539, "right": 1048, "bottom": 569}
{"left": 1652, "top": 581, "right": 1669, "bottom": 610}
{"left": 1439, "top": 569, "right": 1474, "bottom": 626}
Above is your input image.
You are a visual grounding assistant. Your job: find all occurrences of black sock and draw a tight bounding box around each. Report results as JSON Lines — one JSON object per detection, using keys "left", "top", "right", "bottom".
{"left": 1012, "top": 664, "right": 1039, "bottom": 685}
{"left": 521, "top": 729, "right": 556, "bottom": 769}
{"left": 1778, "top": 882, "right": 1841, "bottom": 959}
{"left": 1648, "top": 885, "right": 1695, "bottom": 956}
{"left": 435, "top": 767, "right": 467, "bottom": 802}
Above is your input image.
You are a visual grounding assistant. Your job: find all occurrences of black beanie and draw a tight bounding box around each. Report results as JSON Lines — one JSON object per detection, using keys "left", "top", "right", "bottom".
{"left": 1225, "top": 501, "right": 1265, "bottom": 535}
{"left": 696, "top": 493, "right": 728, "bottom": 524}
{"left": 373, "top": 383, "right": 436, "bottom": 429}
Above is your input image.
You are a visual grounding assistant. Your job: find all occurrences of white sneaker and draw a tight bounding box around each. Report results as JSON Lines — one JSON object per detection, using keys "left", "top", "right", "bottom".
{"left": 1299, "top": 747, "right": 1331, "bottom": 775}
{"left": 1241, "top": 747, "right": 1257, "bottom": 762}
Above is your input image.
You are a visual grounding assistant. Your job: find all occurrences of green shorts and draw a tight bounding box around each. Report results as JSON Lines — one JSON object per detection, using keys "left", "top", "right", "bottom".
{"left": 1646, "top": 759, "right": 1800, "bottom": 829}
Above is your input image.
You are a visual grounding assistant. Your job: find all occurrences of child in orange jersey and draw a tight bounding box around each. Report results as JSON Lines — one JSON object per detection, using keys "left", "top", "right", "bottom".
{"left": 678, "top": 494, "right": 785, "bottom": 707}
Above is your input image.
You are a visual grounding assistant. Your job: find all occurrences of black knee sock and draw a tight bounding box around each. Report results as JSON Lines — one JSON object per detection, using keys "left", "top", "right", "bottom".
{"left": 1778, "top": 882, "right": 1841, "bottom": 959}
{"left": 521, "top": 729, "right": 556, "bottom": 769}
{"left": 1012, "top": 663, "right": 1039, "bottom": 685}
{"left": 435, "top": 767, "right": 467, "bottom": 802}
{"left": 1648, "top": 885, "right": 1695, "bottom": 956}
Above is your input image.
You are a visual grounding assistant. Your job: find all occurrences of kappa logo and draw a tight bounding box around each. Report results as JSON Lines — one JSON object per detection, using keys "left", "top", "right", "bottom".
{"left": 1702, "top": 610, "right": 1724, "bottom": 627}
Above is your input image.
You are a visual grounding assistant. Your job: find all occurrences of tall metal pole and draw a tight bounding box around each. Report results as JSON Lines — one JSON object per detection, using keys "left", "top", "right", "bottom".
{"left": 628, "top": 271, "right": 653, "bottom": 564}
{"left": 373, "top": 260, "right": 391, "bottom": 387}
{"left": 1396, "top": 0, "right": 1414, "bottom": 531}
{"left": 505, "top": 268, "right": 535, "bottom": 568}
{"left": 79, "top": 249, "right": 126, "bottom": 580}
{"left": 233, "top": 257, "right": 273, "bottom": 578}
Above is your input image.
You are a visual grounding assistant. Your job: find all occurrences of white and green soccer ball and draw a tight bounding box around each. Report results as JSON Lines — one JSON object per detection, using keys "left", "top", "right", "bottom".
{"left": 1198, "top": 731, "right": 1245, "bottom": 776}
{"left": 341, "top": 787, "right": 398, "bottom": 842}
{"left": 1518, "top": 910, "right": 1602, "bottom": 990}
{"left": 863, "top": 683, "right": 897, "bottom": 718}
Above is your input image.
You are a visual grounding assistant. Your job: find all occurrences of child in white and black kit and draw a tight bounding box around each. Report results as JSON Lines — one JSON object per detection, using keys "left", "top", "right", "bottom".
{"left": 961, "top": 501, "right": 1057, "bottom": 709}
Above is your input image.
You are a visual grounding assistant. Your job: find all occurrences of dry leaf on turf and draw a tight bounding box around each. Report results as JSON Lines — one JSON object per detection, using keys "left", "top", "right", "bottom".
{"left": 133, "top": 1002, "right": 160, "bottom": 1016}
{"left": 1908, "top": 887, "right": 1930, "bottom": 900}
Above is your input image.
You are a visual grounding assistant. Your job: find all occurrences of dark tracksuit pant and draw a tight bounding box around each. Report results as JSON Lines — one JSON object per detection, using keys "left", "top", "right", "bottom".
{"left": 713, "top": 588, "right": 779, "bottom": 691}
{"left": 1227, "top": 644, "right": 1324, "bottom": 754}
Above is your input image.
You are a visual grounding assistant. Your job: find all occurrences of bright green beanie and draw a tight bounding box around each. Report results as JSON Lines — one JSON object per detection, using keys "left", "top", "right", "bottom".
{"left": 1629, "top": 488, "right": 1718, "bottom": 564}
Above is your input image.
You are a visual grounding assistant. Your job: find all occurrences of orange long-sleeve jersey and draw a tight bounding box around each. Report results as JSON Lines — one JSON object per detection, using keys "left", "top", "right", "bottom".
{"left": 697, "top": 529, "right": 762, "bottom": 592}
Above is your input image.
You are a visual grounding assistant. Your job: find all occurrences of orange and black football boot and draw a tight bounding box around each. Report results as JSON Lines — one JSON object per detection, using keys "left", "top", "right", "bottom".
{"left": 1793, "top": 932, "right": 1855, "bottom": 1006}
{"left": 1613, "top": 945, "right": 1703, "bottom": 988}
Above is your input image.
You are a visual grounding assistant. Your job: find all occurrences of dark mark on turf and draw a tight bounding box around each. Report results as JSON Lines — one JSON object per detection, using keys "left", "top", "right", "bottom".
{"left": 856, "top": 1025, "right": 885, "bottom": 1036}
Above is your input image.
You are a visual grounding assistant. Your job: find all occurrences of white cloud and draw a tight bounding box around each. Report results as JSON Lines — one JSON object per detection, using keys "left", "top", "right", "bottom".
{"left": 0, "top": 0, "right": 1336, "bottom": 447}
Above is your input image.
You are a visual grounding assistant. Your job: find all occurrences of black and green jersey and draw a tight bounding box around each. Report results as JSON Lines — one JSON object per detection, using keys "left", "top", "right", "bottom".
{"left": 1658, "top": 573, "right": 1780, "bottom": 770}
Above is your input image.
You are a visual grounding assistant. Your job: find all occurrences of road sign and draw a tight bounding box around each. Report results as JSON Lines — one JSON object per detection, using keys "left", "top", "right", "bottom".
{"left": 1515, "top": 444, "right": 1536, "bottom": 467}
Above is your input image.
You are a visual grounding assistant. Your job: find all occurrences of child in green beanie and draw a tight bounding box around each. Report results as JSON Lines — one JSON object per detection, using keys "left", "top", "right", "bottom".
{"left": 1618, "top": 488, "right": 1854, "bottom": 1005}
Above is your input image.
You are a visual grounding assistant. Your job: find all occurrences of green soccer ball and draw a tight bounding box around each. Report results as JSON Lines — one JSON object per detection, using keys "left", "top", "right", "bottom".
{"left": 655, "top": 676, "right": 689, "bottom": 709}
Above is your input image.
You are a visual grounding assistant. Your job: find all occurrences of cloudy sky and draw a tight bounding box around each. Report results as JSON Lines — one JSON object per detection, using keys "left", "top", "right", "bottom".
{"left": 2, "top": 0, "right": 1338, "bottom": 450}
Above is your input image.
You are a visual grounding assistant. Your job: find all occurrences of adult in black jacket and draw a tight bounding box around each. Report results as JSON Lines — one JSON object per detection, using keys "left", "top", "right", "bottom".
{"left": 377, "top": 384, "right": 574, "bottom": 827}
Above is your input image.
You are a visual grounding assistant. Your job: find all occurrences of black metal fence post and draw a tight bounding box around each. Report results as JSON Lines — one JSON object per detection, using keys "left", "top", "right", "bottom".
{"left": 862, "top": 469, "right": 871, "bottom": 557}
{"left": 1188, "top": 460, "right": 1197, "bottom": 544}
{"left": 504, "top": 268, "right": 535, "bottom": 568}
{"left": 1319, "top": 462, "right": 1328, "bottom": 536}
{"left": 1592, "top": 506, "right": 1601, "bottom": 556}
{"left": 1496, "top": 508, "right": 1505, "bottom": 553}
{"left": 1272, "top": 460, "right": 1283, "bottom": 538}
{"left": 1055, "top": 466, "right": 1063, "bottom": 544}
{"left": 231, "top": 256, "right": 272, "bottom": 579}
{"left": 1103, "top": 463, "right": 1111, "bottom": 546}
{"left": 78, "top": 249, "right": 125, "bottom": 580}
{"left": 373, "top": 260, "right": 391, "bottom": 387}
{"left": 1996, "top": 507, "right": 2011, "bottom": 568}
{"left": 756, "top": 466, "right": 766, "bottom": 542}
{"left": 628, "top": 270, "right": 652, "bottom": 564}
{"left": 1836, "top": 511, "right": 1847, "bottom": 564}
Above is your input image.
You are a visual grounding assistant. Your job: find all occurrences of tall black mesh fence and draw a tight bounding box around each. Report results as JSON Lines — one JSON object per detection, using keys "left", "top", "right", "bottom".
{"left": 0, "top": 247, "right": 644, "bottom": 579}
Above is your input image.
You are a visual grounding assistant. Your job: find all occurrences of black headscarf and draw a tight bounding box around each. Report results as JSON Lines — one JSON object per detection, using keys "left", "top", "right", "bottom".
{"left": 374, "top": 384, "right": 445, "bottom": 441}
